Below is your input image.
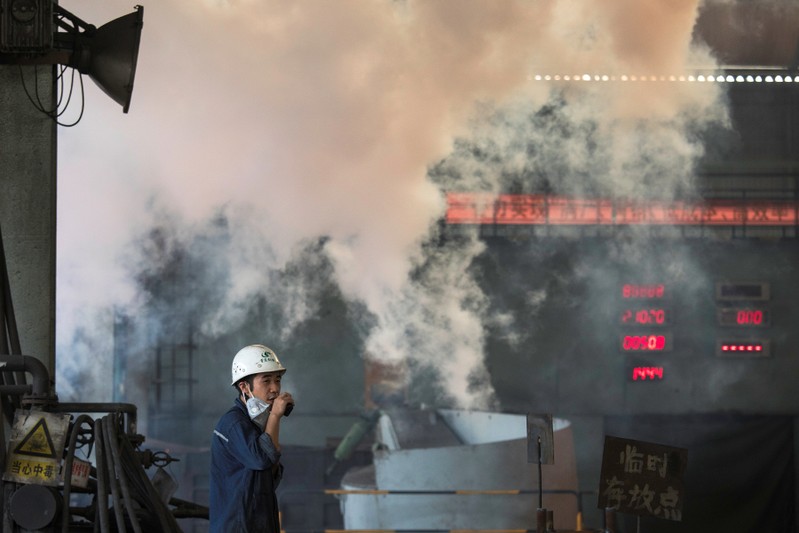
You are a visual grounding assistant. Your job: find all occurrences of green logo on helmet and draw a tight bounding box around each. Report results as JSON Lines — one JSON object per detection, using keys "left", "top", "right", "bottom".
{"left": 261, "top": 351, "right": 276, "bottom": 363}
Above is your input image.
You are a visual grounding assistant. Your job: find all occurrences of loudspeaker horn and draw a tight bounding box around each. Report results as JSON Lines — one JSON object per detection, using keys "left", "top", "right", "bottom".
{"left": 72, "top": 6, "right": 144, "bottom": 113}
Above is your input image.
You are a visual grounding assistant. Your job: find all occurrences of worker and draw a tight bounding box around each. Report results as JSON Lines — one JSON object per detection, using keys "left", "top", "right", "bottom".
{"left": 209, "top": 344, "right": 295, "bottom": 532}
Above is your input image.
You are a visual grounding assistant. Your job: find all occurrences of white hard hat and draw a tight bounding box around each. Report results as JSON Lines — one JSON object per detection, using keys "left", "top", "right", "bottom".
{"left": 231, "top": 344, "right": 287, "bottom": 385}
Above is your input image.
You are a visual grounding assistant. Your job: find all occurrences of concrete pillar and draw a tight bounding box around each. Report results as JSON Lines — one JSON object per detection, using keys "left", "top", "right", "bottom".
{"left": 0, "top": 65, "right": 57, "bottom": 385}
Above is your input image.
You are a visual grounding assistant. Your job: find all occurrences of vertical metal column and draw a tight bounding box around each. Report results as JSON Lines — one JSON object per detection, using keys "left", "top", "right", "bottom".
{"left": 0, "top": 224, "right": 22, "bottom": 422}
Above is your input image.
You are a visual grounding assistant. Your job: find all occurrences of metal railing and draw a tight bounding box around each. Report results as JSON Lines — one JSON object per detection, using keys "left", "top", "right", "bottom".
{"left": 277, "top": 487, "right": 603, "bottom": 533}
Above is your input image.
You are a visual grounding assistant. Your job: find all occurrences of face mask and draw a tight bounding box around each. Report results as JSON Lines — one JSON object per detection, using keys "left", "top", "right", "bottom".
{"left": 244, "top": 386, "right": 271, "bottom": 427}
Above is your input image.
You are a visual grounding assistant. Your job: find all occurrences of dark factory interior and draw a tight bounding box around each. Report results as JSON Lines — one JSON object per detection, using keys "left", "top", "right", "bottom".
{"left": 2, "top": 1, "right": 799, "bottom": 532}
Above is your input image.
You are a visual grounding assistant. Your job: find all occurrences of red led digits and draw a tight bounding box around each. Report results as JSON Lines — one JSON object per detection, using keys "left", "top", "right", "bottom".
{"left": 717, "top": 307, "right": 770, "bottom": 327}
{"left": 620, "top": 308, "right": 669, "bottom": 325}
{"left": 631, "top": 366, "right": 664, "bottom": 381}
{"left": 622, "top": 284, "right": 665, "bottom": 299}
{"left": 642, "top": 309, "right": 666, "bottom": 324}
{"left": 736, "top": 309, "right": 763, "bottom": 325}
{"left": 622, "top": 335, "right": 669, "bottom": 351}
{"left": 621, "top": 309, "right": 633, "bottom": 323}
{"left": 619, "top": 284, "right": 672, "bottom": 357}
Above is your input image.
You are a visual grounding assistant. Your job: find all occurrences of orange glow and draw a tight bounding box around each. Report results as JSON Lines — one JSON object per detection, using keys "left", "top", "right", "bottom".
{"left": 446, "top": 193, "right": 799, "bottom": 226}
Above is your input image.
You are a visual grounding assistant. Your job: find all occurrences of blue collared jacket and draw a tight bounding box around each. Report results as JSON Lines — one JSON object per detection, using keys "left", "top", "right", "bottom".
{"left": 210, "top": 397, "right": 283, "bottom": 533}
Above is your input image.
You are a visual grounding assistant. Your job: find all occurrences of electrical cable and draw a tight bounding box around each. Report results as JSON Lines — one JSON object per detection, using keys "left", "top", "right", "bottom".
{"left": 120, "top": 434, "right": 182, "bottom": 531}
{"left": 62, "top": 415, "right": 95, "bottom": 533}
{"left": 17, "top": 64, "right": 86, "bottom": 127}
{"left": 54, "top": 64, "right": 67, "bottom": 111}
{"left": 101, "top": 417, "right": 127, "bottom": 533}
{"left": 55, "top": 65, "right": 77, "bottom": 118}
{"left": 105, "top": 414, "right": 143, "bottom": 533}
{"left": 94, "top": 418, "right": 110, "bottom": 533}
{"left": 58, "top": 72, "right": 85, "bottom": 127}
{"left": 5, "top": 406, "right": 185, "bottom": 532}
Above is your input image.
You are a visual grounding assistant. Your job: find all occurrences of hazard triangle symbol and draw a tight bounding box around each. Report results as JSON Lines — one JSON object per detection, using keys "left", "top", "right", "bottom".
{"left": 14, "top": 418, "right": 56, "bottom": 458}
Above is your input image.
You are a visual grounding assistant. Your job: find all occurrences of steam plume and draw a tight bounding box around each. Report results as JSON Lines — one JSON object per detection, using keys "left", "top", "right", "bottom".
{"left": 56, "top": 0, "right": 726, "bottom": 408}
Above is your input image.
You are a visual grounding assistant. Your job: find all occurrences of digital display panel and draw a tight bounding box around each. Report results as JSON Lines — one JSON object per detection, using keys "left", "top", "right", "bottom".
{"left": 715, "top": 282, "right": 769, "bottom": 301}
{"left": 620, "top": 308, "right": 672, "bottom": 326}
{"left": 621, "top": 333, "right": 673, "bottom": 352}
{"left": 622, "top": 284, "right": 666, "bottom": 299}
{"left": 716, "top": 308, "right": 770, "bottom": 327}
{"left": 629, "top": 366, "right": 665, "bottom": 381}
{"left": 716, "top": 339, "right": 771, "bottom": 357}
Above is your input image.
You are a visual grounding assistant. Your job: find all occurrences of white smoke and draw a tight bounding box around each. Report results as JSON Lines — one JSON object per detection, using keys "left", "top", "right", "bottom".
{"left": 56, "top": 0, "right": 727, "bottom": 407}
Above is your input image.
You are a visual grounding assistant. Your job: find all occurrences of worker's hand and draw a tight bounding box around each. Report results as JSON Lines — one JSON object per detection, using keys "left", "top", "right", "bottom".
{"left": 271, "top": 392, "right": 294, "bottom": 417}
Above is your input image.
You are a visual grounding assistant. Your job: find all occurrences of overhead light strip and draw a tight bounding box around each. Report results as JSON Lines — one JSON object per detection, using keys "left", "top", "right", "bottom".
{"left": 530, "top": 74, "right": 799, "bottom": 83}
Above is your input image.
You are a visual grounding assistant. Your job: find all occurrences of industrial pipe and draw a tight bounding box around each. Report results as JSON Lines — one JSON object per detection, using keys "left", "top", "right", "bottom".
{"left": 0, "top": 384, "right": 32, "bottom": 395}
{"left": 326, "top": 410, "right": 381, "bottom": 475}
{"left": 49, "top": 402, "right": 139, "bottom": 437}
{"left": 0, "top": 354, "right": 52, "bottom": 398}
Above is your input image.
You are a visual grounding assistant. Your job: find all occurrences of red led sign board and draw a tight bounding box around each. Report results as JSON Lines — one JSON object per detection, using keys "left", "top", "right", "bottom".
{"left": 621, "top": 308, "right": 672, "bottom": 326}
{"left": 621, "top": 334, "right": 673, "bottom": 352}
{"left": 446, "top": 193, "right": 799, "bottom": 227}
{"left": 716, "top": 339, "right": 771, "bottom": 357}
{"left": 716, "top": 308, "right": 770, "bottom": 327}
{"left": 715, "top": 281, "right": 770, "bottom": 301}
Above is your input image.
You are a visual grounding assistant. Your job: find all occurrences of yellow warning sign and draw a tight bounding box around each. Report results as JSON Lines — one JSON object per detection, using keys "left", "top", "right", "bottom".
{"left": 3, "top": 410, "right": 70, "bottom": 486}
{"left": 14, "top": 418, "right": 56, "bottom": 458}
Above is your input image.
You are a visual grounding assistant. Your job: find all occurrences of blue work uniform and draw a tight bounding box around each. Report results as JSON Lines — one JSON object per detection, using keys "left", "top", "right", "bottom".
{"left": 210, "top": 397, "right": 283, "bottom": 533}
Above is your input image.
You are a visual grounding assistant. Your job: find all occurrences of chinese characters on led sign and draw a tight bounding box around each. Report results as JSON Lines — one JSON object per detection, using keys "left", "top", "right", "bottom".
{"left": 446, "top": 193, "right": 799, "bottom": 227}
{"left": 598, "top": 436, "right": 687, "bottom": 522}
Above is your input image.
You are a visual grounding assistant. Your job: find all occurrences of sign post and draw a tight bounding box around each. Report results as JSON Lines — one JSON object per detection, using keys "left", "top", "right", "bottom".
{"left": 527, "top": 414, "right": 554, "bottom": 532}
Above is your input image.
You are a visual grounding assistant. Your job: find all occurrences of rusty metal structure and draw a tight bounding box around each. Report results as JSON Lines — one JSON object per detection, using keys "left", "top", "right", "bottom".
{"left": 0, "top": 226, "right": 208, "bottom": 532}
{"left": 0, "top": 4, "right": 212, "bottom": 529}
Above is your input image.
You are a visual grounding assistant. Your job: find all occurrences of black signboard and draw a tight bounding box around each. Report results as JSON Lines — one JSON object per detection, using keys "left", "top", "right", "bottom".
{"left": 598, "top": 435, "right": 688, "bottom": 522}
